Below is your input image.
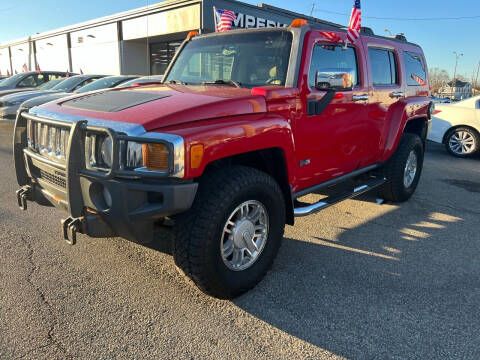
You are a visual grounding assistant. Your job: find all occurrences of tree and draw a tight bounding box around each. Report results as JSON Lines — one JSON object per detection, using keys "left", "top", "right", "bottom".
{"left": 428, "top": 68, "right": 450, "bottom": 93}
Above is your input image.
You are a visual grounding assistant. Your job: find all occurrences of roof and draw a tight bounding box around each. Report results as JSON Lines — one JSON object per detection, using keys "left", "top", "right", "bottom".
{"left": 448, "top": 79, "right": 470, "bottom": 88}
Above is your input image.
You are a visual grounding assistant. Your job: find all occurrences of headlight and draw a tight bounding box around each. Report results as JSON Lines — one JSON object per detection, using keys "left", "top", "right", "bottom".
{"left": 85, "top": 131, "right": 184, "bottom": 177}
{"left": 99, "top": 136, "right": 113, "bottom": 167}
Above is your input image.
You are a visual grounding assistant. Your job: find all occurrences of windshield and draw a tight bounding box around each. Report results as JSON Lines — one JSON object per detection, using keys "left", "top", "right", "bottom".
{"left": 75, "top": 76, "right": 136, "bottom": 93}
{"left": 165, "top": 31, "right": 293, "bottom": 88}
{"left": 117, "top": 75, "right": 164, "bottom": 88}
{"left": 38, "top": 78, "right": 65, "bottom": 90}
{"left": 0, "top": 73, "right": 25, "bottom": 86}
{"left": 51, "top": 76, "right": 84, "bottom": 91}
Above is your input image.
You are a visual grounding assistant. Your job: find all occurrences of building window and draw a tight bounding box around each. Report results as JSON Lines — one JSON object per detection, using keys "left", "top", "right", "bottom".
{"left": 150, "top": 41, "right": 182, "bottom": 75}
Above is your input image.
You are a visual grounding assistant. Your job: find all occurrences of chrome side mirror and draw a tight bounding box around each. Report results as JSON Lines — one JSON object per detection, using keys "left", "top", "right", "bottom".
{"left": 315, "top": 68, "right": 355, "bottom": 91}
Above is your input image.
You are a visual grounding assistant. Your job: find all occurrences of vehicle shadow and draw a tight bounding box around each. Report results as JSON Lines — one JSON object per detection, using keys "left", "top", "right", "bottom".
{"left": 232, "top": 189, "right": 480, "bottom": 359}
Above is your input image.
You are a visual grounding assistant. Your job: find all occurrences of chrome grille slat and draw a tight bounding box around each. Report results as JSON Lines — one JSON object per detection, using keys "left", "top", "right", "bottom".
{"left": 27, "top": 119, "right": 70, "bottom": 165}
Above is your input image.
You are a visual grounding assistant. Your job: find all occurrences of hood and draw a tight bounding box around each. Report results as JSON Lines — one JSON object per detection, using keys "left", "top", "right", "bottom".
{"left": 38, "top": 85, "right": 273, "bottom": 131}
{"left": 2, "top": 89, "right": 59, "bottom": 102}
{"left": 0, "top": 88, "right": 35, "bottom": 97}
{"left": 22, "top": 92, "right": 70, "bottom": 110}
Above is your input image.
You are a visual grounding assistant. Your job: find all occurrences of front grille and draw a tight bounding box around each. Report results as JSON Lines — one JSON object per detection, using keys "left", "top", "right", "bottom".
{"left": 27, "top": 119, "right": 70, "bottom": 164}
{"left": 39, "top": 169, "right": 66, "bottom": 189}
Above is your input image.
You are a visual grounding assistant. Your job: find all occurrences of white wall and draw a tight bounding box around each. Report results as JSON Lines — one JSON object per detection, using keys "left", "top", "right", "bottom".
{"left": 10, "top": 43, "right": 30, "bottom": 74}
{"left": 70, "top": 23, "right": 120, "bottom": 75}
{"left": 35, "top": 34, "right": 69, "bottom": 72}
{"left": 122, "top": 5, "right": 200, "bottom": 40}
{"left": 0, "top": 48, "right": 10, "bottom": 75}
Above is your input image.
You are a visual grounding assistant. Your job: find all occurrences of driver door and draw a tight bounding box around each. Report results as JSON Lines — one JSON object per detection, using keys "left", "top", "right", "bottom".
{"left": 295, "top": 40, "right": 372, "bottom": 190}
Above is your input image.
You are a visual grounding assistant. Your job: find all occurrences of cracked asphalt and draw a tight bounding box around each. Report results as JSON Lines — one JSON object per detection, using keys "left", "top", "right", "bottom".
{"left": 1, "top": 120, "right": 479, "bottom": 359}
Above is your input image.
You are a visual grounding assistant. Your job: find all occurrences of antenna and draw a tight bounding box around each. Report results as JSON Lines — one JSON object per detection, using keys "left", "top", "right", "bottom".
{"left": 310, "top": 1, "right": 315, "bottom": 17}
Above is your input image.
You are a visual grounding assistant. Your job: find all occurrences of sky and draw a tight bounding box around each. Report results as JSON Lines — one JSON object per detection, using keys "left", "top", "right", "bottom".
{"left": 0, "top": 0, "right": 479, "bottom": 80}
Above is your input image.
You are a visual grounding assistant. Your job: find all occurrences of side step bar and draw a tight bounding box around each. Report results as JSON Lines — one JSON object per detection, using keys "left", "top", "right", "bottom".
{"left": 294, "top": 177, "right": 386, "bottom": 217}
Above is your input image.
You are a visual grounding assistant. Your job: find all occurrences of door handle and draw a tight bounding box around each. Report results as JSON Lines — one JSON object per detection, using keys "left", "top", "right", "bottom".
{"left": 352, "top": 94, "right": 370, "bottom": 102}
{"left": 390, "top": 91, "right": 405, "bottom": 99}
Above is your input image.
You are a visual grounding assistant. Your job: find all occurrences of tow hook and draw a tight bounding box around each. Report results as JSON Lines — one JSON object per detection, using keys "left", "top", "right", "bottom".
{"left": 16, "top": 186, "right": 32, "bottom": 211}
{"left": 61, "top": 217, "right": 83, "bottom": 245}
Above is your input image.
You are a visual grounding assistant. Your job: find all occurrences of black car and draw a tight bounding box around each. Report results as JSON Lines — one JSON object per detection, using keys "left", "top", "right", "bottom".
{"left": 0, "top": 71, "right": 72, "bottom": 97}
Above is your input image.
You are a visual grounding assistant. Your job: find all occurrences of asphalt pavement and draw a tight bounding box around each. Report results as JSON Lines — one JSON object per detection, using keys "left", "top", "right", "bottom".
{"left": 1, "top": 120, "right": 479, "bottom": 359}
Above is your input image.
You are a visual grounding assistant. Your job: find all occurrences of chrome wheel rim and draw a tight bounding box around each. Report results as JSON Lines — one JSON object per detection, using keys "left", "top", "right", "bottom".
{"left": 220, "top": 200, "right": 269, "bottom": 271}
{"left": 404, "top": 150, "right": 418, "bottom": 188}
{"left": 449, "top": 130, "right": 476, "bottom": 155}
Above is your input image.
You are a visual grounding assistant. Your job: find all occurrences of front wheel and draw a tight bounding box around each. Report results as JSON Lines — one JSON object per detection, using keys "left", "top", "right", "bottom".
{"left": 444, "top": 127, "right": 479, "bottom": 158}
{"left": 380, "top": 133, "right": 424, "bottom": 202}
{"left": 173, "top": 166, "right": 285, "bottom": 299}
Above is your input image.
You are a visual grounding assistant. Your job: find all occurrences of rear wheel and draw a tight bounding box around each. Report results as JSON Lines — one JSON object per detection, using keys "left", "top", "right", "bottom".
{"left": 173, "top": 165, "right": 285, "bottom": 299}
{"left": 380, "top": 133, "right": 424, "bottom": 202}
{"left": 444, "top": 127, "right": 479, "bottom": 158}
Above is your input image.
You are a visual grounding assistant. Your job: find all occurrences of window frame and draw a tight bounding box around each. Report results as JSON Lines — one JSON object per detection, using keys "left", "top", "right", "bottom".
{"left": 367, "top": 46, "right": 400, "bottom": 87}
{"left": 403, "top": 51, "right": 427, "bottom": 87}
{"left": 308, "top": 42, "right": 361, "bottom": 91}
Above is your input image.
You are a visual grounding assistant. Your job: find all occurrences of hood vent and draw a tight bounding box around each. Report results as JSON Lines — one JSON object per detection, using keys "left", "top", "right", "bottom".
{"left": 61, "top": 90, "right": 170, "bottom": 112}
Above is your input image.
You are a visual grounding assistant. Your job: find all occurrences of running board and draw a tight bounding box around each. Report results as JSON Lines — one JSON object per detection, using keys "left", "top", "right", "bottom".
{"left": 294, "top": 177, "right": 386, "bottom": 217}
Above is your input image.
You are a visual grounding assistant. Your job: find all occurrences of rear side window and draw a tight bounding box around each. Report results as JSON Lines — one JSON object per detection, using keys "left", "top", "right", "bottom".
{"left": 368, "top": 48, "right": 398, "bottom": 86}
{"left": 404, "top": 52, "right": 426, "bottom": 86}
{"left": 309, "top": 44, "right": 359, "bottom": 88}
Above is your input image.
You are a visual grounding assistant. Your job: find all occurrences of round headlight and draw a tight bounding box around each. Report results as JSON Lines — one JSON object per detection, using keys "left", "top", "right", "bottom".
{"left": 100, "top": 136, "right": 113, "bottom": 167}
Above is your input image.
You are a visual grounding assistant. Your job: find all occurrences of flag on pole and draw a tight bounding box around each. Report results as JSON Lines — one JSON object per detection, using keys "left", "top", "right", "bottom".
{"left": 7, "top": 70, "right": 10, "bottom": 77}
{"left": 66, "top": 70, "right": 70, "bottom": 78}
{"left": 346, "top": 0, "right": 362, "bottom": 44}
{"left": 36, "top": 64, "right": 41, "bottom": 72}
{"left": 411, "top": 73, "right": 426, "bottom": 87}
{"left": 319, "top": 31, "right": 342, "bottom": 43}
{"left": 80, "top": 68, "right": 84, "bottom": 75}
{"left": 22, "top": 63, "right": 28, "bottom": 72}
{"left": 215, "top": 8, "right": 236, "bottom": 32}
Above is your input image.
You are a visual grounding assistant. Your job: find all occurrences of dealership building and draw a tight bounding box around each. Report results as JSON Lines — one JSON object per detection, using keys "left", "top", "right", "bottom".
{"left": 0, "top": 0, "right": 340, "bottom": 77}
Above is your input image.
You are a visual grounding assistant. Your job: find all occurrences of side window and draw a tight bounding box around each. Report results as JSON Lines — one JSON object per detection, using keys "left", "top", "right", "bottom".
{"left": 48, "top": 74, "right": 62, "bottom": 81}
{"left": 368, "top": 48, "right": 398, "bottom": 86}
{"left": 404, "top": 52, "right": 426, "bottom": 86}
{"left": 309, "top": 44, "right": 359, "bottom": 88}
{"left": 17, "top": 75, "right": 37, "bottom": 87}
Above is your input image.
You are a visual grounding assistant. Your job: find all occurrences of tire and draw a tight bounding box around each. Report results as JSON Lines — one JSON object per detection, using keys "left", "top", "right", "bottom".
{"left": 173, "top": 165, "right": 285, "bottom": 299}
{"left": 444, "top": 127, "right": 480, "bottom": 158}
{"left": 380, "top": 133, "right": 424, "bottom": 203}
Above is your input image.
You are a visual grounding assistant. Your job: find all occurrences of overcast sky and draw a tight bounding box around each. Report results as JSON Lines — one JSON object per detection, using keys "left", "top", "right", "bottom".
{"left": 1, "top": 0, "right": 478, "bottom": 79}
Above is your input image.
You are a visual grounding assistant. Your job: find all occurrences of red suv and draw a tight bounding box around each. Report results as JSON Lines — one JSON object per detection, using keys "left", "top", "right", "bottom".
{"left": 14, "top": 22, "right": 433, "bottom": 298}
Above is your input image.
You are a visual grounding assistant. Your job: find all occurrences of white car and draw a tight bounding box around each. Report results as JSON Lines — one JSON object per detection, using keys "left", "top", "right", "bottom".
{"left": 428, "top": 95, "right": 480, "bottom": 157}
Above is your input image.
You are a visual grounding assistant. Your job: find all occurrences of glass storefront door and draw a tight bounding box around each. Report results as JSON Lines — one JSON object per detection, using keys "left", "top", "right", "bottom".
{"left": 150, "top": 41, "right": 182, "bottom": 75}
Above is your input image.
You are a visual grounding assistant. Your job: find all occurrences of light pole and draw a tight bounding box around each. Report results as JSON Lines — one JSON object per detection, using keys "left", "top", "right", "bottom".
{"left": 452, "top": 51, "right": 463, "bottom": 99}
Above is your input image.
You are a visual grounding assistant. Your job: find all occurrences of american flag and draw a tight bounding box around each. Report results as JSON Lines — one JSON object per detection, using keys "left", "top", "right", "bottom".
{"left": 22, "top": 63, "right": 28, "bottom": 72}
{"left": 36, "top": 64, "right": 41, "bottom": 72}
{"left": 346, "top": 0, "right": 362, "bottom": 44}
{"left": 411, "top": 73, "right": 426, "bottom": 87}
{"left": 215, "top": 8, "right": 236, "bottom": 32}
{"left": 319, "top": 31, "right": 342, "bottom": 43}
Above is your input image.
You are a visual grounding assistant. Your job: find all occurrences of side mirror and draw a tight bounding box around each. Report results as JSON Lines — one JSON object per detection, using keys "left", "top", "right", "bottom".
{"left": 315, "top": 68, "right": 355, "bottom": 92}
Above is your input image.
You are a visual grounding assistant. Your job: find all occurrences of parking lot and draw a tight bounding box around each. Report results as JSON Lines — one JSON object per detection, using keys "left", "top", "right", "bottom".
{"left": 0, "top": 119, "right": 479, "bottom": 359}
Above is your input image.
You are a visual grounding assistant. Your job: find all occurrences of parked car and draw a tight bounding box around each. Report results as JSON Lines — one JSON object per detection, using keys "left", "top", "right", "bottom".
{"left": 431, "top": 96, "right": 451, "bottom": 104}
{"left": 117, "top": 75, "right": 163, "bottom": 88}
{"left": 0, "top": 71, "right": 71, "bottom": 97}
{"left": 0, "top": 76, "right": 7, "bottom": 83}
{"left": 428, "top": 95, "right": 480, "bottom": 157}
{"left": 0, "top": 75, "right": 104, "bottom": 121}
{"left": 14, "top": 23, "right": 432, "bottom": 299}
{"left": 16, "top": 75, "right": 139, "bottom": 117}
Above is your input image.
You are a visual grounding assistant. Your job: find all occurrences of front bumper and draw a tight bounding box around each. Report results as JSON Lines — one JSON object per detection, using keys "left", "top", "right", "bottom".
{"left": 13, "top": 111, "right": 197, "bottom": 244}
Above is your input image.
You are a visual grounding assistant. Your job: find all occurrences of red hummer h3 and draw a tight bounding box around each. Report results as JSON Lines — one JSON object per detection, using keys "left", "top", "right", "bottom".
{"left": 14, "top": 21, "right": 433, "bottom": 298}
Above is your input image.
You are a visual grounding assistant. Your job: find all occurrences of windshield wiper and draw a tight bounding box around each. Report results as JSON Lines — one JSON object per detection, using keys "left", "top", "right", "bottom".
{"left": 202, "top": 79, "right": 241, "bottom": 88}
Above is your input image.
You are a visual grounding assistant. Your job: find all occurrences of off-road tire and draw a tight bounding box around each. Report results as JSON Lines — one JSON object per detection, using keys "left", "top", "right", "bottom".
{"left": 380, "top": 133, "right": 424, "bottom": 202}
{"left": 444, "top": 127, "right": 480, "bottom": 158}
{"left": 173, "top": 165, "right": 285, "bottom": 299}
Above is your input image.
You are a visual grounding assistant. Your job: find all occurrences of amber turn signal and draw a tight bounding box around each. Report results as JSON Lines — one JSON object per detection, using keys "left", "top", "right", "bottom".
{"left": 142, "top": 143, "right": 169, "bottom": 171}
{"left": 190, "top": 144, "right": 204, "bottom": 169}
{"left": 290, "top": 19, "right": 308, "bottom": 28}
